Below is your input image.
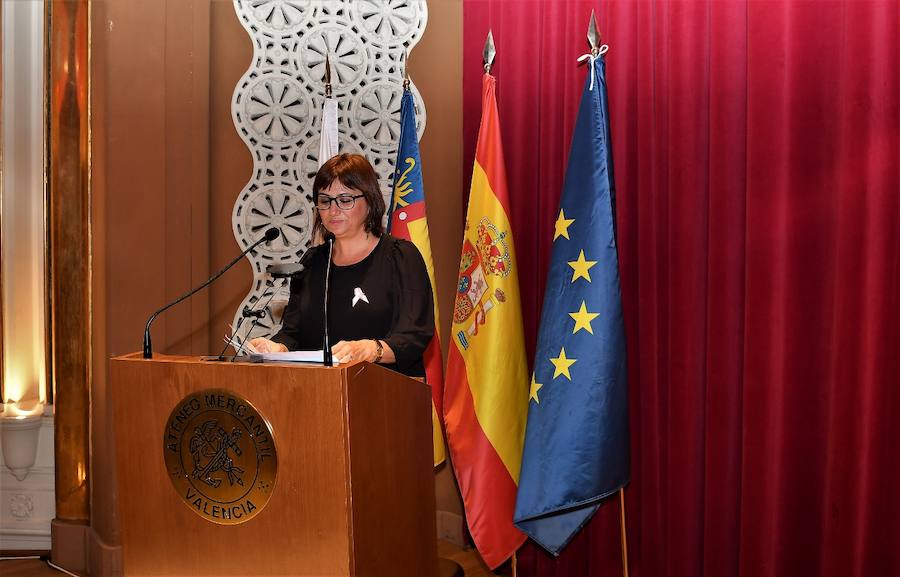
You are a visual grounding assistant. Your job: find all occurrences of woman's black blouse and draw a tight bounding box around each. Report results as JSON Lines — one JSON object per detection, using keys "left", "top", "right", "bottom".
{"left": 271, "top": 235, "right": 434, "bottom": 377}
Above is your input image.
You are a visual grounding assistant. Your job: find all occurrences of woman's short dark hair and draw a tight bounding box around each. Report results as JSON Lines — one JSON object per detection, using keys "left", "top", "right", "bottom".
{"left": 312, "top": 153, "right": 385, "bottom": 240}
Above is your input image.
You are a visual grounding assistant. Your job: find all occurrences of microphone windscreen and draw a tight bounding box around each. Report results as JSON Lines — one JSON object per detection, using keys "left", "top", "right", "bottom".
{"left": 267, "top": 263, "right": 305, "bottom": 278}
{"left": 323, "top": 231, "right": 336, "bottom": 242}
{"left": 264, "top": 227, "right": 280, "bottom": 241}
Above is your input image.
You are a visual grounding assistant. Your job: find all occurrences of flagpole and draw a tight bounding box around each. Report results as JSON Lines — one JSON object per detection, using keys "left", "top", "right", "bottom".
{"left": 619, "top": 488, "right": 630, "bottom": 577}
{"left": 593, "top": 18, "right": 629, "bottom": 574}
{"left": 511, "top": 552, "right": 517, "bottom": 577}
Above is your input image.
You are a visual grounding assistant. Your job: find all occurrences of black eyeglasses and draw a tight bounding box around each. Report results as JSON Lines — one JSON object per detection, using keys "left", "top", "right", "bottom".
{"left": 315, "top": 194, "right": 365, "bottom": 211}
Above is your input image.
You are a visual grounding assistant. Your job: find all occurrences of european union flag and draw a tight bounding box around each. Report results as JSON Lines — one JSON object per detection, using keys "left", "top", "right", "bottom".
{"left": 514, "top": 53, "right": 629, "bottom": 555}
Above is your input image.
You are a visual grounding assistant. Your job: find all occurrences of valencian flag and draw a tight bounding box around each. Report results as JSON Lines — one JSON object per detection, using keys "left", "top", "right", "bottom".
{"left": 386, "top": 87, "right": 446, "bottom": 466}
{"left": 444, "top": 72, "right": 528, "bottom": 569}
{"left": 513, "top": 52, "right": 629, "bottom": 554}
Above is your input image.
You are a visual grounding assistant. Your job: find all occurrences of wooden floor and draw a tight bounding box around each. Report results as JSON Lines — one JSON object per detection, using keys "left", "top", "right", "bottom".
{"left": 0, "top": 542, "right": 497, "bottom": 577}
{"left": 438, "top": 539, "right": 498, "bottom": 577}
{"left": 0, "top": 556, "right": 66, "bottom": 577}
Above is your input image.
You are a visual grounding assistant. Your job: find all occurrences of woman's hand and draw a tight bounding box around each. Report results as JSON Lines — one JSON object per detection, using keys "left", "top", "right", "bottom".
{"left": 247, "top": 337, "right": 288, "bottom": 353}
{"left": 332, "top": 339, "right": 382, "bottom": 364}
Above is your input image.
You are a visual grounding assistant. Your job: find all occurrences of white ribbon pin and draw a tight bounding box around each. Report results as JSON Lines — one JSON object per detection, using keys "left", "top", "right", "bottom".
{"left": 352, "top": 287, "right": 369, "bottom": 307}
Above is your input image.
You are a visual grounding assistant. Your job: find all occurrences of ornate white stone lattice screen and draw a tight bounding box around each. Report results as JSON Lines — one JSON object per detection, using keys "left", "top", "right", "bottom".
{"left": 229, "top": 0, "right": 427, "bottom": 344}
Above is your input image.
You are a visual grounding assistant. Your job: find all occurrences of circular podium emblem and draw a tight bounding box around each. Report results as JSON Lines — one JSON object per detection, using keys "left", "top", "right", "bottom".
{"left": 163, "top": 389, "right": 277, "bottom": 525}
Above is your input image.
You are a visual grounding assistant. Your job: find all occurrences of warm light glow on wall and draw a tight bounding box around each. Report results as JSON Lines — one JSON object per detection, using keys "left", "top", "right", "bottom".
{"left": 1, "top": 0, "right": 48, "bottom": 410}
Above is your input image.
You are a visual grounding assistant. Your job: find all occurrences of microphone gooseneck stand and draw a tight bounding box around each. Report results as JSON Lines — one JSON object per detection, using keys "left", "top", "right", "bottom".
{"left": 322, "top": 235, "right": 334, "bottom": 367}
{"left": 228, "top": 253, "right": 313, "bottom": 360}
{"left": 213, "top": 287, "right": 274, "bottom": 362}
{"left": 227, "top": 277, "right": 285, "bottom": 360}
{"left": 142, "top": 227, "right": 279, "bottom": 359}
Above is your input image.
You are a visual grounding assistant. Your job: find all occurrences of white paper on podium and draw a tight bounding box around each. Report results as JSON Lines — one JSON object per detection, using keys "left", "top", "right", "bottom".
{"left": 250, "top": 350, "right": 343, "bottom": 365}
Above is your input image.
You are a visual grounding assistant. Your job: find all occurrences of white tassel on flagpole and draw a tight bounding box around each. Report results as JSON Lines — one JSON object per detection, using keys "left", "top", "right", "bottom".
{"left": 577, "top": 44, "right": 609, "bottom": 91}
{"left": 318, "top": 98, "right": 339, "bottom": 167}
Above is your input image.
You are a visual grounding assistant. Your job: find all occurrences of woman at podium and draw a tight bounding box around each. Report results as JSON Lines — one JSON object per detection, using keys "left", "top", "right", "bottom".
{"left": 249, "top": 153, "right": 434, "bottom": 378}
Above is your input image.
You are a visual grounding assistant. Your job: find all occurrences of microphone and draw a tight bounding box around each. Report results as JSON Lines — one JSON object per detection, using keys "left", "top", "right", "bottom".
{"left": 322, "top": 232, "right": 335, "bottom": 366}
{"left": 241, "top": 306, "right": 267, "bottom": 319}
{"left": 211, "top": 287, "right": 274, "bottom": 362}
{"left": 227, "top": 282, "right": 279, "bottom": 361}
{"left": 266, "top": 240, "right": 317, "bottom": 280}
{"left": 142, "top": 227, "right": 280, "bottom": 359}
{"left": 220, "top": 248, "right": 311, "bottom": 361}
{"left": 267, "top": 263, "right": 305, "bottom": 278}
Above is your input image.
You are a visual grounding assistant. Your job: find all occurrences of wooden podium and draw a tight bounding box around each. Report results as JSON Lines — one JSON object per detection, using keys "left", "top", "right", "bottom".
{"left": 110, "top": 353, "right": 438, "bottom": 577}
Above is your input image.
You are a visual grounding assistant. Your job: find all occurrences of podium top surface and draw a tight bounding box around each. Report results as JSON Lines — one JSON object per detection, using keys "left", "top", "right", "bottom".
{"left": 114, "top": 351, "right": 351, "bottom": 370}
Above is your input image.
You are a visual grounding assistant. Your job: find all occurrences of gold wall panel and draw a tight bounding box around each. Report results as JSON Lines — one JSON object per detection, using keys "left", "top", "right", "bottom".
{"left": 49, "top": 0, "right": 91, "bottom": 524}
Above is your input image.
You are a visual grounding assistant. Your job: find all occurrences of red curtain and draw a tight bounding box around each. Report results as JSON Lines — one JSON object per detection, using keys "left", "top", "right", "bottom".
{"left": 462, "top": 2, "right": 900, "bottom": 576}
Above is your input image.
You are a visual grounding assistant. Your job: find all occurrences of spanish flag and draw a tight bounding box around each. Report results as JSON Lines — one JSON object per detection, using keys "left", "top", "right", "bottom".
{"left": 444, "top": 73, "right": 528, "bottom": 569}
{"left": 388, "top": 87, "right": 446, "bottom": 466}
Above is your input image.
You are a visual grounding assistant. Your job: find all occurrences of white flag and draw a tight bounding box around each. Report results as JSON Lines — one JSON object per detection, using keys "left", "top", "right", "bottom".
{"left": 318, "top": 98, "right": 339, "bottom": 167}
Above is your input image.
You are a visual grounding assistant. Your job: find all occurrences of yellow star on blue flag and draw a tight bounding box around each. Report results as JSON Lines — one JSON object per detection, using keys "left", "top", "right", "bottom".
{"left": 568, "top": 250, "right": 597, "bottom": 282}
{"left": 569, "top": 301, "right": 599, "bottom": 334}
{"left": 550, "top": 347, "right": 576, "bottom": 380}
{"left": 554, "top": 209, "right": 575, "bottom": 240}
{"left": 529, "top": 375, "right": 543, "bottom": 404}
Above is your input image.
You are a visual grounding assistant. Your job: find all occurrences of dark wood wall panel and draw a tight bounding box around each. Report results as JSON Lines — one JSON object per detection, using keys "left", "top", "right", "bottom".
{"left": 207, "top": 0, "right": 255, "bottom": 356}
{"left": 162, "top": 0, "right": 211, "bottom": 355}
